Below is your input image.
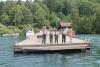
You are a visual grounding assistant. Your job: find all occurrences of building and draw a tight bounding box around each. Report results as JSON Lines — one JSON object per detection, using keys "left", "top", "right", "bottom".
{"left": 59, "top": 21, "right": 72, "bottom": 29}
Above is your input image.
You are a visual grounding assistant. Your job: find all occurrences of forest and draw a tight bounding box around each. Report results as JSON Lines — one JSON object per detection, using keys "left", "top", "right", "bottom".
{"left": 0, "top": 0, "right": 100, "bottom": 35}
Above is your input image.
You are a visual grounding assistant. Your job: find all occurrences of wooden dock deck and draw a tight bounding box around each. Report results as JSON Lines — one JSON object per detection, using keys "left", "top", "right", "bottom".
{"left": 14, "top": 32, "right": 91, "bottom": 53}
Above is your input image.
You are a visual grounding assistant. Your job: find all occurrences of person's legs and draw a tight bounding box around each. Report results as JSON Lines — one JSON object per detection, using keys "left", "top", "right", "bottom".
{"left": 51, "top": 37, "right": 53, "bottom": 44}
{"left": 55, "top": 35, "right": 58, "bottom": 44}
{"left": 55, "top": 37, "right": 56, "bottom": 44}
{"left": 44, "top": 34, "right": 46, "bottom": 44}
{"left": 50, "top": 37, "right": 53, "bottom": 44}
{"left": 55, "top": 35, "right": 56, "bottom": 44}
{"left": 49, "top": 35, "right": 51, "bottom": 44}
{"left": 42, "top": 34, "right": 44, "bottom": 44}
{"left": 62, "top": 34, "right": 63, "bottom": 43}
{"left": 62, "top": 34, "right": 64, "bottom": 43}
{"left": 64, "top": 35, "right": 66, "bottom": 43}
{"left": 50, "top": 38, "right": 52, "bottom": 44}
{"left": 57, "top": 36, "right": 58, "bottom": 44}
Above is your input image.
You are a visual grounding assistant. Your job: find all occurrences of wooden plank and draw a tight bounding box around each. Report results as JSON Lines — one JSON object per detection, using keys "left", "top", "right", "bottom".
{"left": 21, "top": 45, "right": 87, "bottom": 50}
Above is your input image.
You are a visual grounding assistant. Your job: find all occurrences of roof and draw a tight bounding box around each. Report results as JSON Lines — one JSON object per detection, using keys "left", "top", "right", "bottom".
{"left": 60, "top": 22, "right": 72, "bottom": 27}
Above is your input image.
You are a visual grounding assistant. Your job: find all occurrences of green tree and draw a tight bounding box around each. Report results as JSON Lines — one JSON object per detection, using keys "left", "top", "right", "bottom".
{"left": 93, "top": 5, "right": 100, "bottom": 34}
{"left": 8, "top": 4, "right": 23, "bottom": 26}
{"left": 33, "top": 1, "right": 50, "bottom": 28}
{"left": 50, "top": 12, "right": 60, "bottom": 28}
{"left": 77, "top": 16, "right": 95, "bottom": 34}
{"left": 21, "top": 5, "right": 33, "bottom": 25}
{"left": 0, "top": 2, "right": 4, "bottom": 15}
{"left": 0, "top": 13, "right": 10, "bottom": 25}
{"left": 78, "top": 0, "right": 95, "bottom": 16}
{"left": 0, "top": 0, "right": 100, "bottom": 34}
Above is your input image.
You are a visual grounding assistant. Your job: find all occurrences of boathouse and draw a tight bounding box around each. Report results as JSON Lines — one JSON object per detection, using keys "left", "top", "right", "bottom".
{"left": 59, "top": 21, "right": 72, "bottom": 29}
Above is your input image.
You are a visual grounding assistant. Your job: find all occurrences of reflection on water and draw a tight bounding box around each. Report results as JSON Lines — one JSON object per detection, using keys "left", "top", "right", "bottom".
{"left": 0, "top": 35, "right": 100, "bottom": 67}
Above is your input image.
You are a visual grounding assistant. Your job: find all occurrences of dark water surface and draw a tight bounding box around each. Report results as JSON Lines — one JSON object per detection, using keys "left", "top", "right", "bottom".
{"left": 0, "top": 35, "right": 100, "bottom": 67}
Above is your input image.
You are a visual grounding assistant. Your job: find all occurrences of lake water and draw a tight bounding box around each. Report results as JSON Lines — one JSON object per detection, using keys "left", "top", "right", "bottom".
{"left": 0, "top": 35, "right": 100, "bottom": 67}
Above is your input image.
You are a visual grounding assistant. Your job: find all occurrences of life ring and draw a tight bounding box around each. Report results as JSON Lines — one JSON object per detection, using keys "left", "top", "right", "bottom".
{"left": 67, "top": 31, "right": 75, "bottom": 38}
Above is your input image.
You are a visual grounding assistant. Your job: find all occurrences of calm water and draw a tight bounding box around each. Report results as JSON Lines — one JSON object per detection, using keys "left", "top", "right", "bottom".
{"left": 0, "top": 35, "right": 100, "bottom": 67}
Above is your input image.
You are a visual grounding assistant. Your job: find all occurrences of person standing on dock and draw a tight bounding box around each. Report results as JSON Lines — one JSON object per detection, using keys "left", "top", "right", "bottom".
{"left": 42, "top": 27, "right": 47, "bottom": 44}
{"left": 67, "top": 28, "right": 75, "bottom": 45}
{"left": 49, "top": 30, "right": 53, "bottom": 44}
{"left": 54, "top": 29, "right": 59, "bottom": 44}
{"left": 62, "top": 28, "right": 67, "bottom": 43}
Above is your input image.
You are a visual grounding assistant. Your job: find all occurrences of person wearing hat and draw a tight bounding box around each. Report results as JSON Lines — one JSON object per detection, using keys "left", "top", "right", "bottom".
{"left": 62, "top": 28, "right": 66, "bottom": 43}
{"left": 42, "top": 27, "right": 47, "bottom": 44}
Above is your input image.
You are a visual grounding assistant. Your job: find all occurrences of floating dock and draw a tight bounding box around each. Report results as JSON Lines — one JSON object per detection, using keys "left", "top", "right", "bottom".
{"left": 14, "top": 32, "right": 91, "bottom": 53}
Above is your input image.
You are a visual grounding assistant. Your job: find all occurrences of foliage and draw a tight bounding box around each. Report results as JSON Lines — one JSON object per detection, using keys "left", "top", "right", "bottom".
{"left": 0, "top": 23, "right": 13, "bottom": 35}
{"left": 0, "top": 0, "right": 100, "bottom": 34}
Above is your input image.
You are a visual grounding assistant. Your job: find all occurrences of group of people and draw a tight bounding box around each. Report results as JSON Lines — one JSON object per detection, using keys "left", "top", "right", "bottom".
{"left": 42, "top": 27, "right": 74, "bottom": 44}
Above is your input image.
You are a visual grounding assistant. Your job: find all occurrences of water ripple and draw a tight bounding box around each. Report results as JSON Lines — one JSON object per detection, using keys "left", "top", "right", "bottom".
{"left": 0, "top": 35, "right": 100, "bottom": 67}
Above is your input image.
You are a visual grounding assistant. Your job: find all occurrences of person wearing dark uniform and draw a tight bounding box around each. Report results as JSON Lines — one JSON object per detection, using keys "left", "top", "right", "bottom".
{"left": 49, "top": 30, "right": 53, "bottom": 44}
{"left": 42, "top": 27, "right": 47, "bottom": 44}
{"left": 54, "top": 30, "right": 59, "bottom": 44}
{"left": 62, "top": 29, "right": 66, "bottom": 43}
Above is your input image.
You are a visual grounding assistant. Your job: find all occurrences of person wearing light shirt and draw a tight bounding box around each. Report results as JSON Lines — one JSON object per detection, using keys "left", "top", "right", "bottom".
{"left": 49, "top": 30, "right": 53, "bottom": 44}
{"left": 42, "top": 27, "right": 47, "bottom": 44}
{"left": 62, "top": 28, "right": 68, "bottom": 43}
{"left": 54, "top": 29, "right": 59, "bottom": 44}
